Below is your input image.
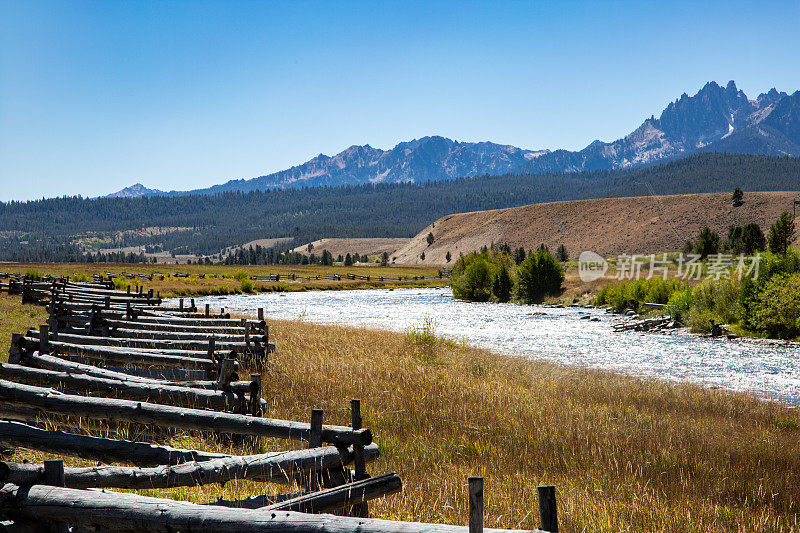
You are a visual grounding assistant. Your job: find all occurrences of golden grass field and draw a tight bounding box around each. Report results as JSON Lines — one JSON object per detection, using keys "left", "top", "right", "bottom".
{"left": 0, "top": 262, "right": 448, "bottom": 297}
{"left": 1, "top": 264, "right": 799, "bottom": 531}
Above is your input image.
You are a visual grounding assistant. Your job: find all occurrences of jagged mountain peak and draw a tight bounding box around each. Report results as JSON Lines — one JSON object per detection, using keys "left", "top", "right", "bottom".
{"left": 104, "top": 183, "right": 163, "bottom": 198}
{"left": 515, "top": 80, "right": 799, "bottom": 175}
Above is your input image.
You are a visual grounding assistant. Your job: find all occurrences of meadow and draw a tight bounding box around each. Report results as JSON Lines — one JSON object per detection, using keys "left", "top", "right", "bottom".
{"left": 0, "top": 262, "right": 448, "bottom": 297}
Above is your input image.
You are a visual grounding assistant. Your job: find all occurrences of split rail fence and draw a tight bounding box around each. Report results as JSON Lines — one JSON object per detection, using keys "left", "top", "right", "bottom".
{"left": 0, "top": 274, "right": 554, "bottom": 532}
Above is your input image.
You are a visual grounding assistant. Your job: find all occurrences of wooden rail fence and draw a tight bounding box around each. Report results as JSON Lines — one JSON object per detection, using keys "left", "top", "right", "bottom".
{"left": 0, "top": 275, "right": 554, "bottom": 532}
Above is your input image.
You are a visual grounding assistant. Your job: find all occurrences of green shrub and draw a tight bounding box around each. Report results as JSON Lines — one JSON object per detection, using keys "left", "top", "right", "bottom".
{"left": 24, "top": 269, "right": 42, "bottom": 281}
{"left": 451, "top": 255, "right": 494, "bottom": 302}
{"left": 595, "top": 278, "right": 688, "bottom": 313}
{"left": 687, "top": 278, "right": 742, "bottom": 332}
{"left": 112, "top": 276, "right": 128, "bottom": 291}
{"left": 667, "top": 288, "right": 694, "bottom": 323}
{"left": 748, "top": 272, "right": 800, "bottom": 338}
{"left": 240, "top": 278, "right": 255, "bottom": 293}
{"left": 234, "top": 270, "right": 250, "bottom": 282}
{"left": 71, "top": 272, "right": 91, "bottom": 283}
{"left": 514, "top": 248, "right": 564, "bottom": 303}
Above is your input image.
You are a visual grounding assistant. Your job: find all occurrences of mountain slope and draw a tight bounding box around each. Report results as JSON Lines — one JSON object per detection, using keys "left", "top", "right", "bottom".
{"left": 394, "top": 191, "right": 800, "bottom": 265}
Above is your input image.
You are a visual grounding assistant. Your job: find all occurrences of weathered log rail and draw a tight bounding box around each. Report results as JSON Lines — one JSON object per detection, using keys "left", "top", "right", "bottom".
{"left": 0, "top": 279, "right": 557, "bottom": 532}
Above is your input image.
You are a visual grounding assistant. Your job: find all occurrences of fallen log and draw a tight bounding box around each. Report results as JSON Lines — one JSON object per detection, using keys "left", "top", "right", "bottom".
{"left": 0, "top": 484, "right": 540, "bottom": 533}
{"left": 0, "top": 363, "right": 258, "bottom": 413}
{"left": 0, "top": 380, "right": 371, "bottom": 446}
{"left": 0, "top": 420, "right": 225, "bottom": 466}
{"left": 0, "top": 444, "right": 379, "bottom": 489}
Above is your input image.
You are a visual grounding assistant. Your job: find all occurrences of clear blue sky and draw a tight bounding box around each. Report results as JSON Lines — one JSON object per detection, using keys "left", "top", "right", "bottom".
{"left": 1, "top": 0, "right": 799, "bottom": 201}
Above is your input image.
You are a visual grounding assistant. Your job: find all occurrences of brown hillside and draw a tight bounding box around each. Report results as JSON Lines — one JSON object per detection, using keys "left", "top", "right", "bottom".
{"left": 394, "top": 191, "right": 800, "bottom": 265}
{"left": 291, "top": 238, "right": 410, "bottom": 258}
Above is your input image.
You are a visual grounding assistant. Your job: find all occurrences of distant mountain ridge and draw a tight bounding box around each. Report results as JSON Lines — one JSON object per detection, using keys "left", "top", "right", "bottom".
{"left": 106, "top": 81, "right": 800, "bottom": 197}
{"left": 165, "top": 137, "right": 548, "bottom": 196}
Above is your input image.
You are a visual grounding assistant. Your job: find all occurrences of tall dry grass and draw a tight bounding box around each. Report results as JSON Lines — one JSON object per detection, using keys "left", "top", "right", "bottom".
{"left": 259, "top": 317, "right": 799, "bottom": 532}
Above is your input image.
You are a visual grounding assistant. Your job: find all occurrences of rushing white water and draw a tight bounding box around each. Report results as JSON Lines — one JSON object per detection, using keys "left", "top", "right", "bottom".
{"left": 192, "top": 287, "right": 800, "bottom": 406}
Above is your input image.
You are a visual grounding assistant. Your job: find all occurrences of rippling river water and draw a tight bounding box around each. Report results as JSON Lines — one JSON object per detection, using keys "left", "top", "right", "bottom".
{"left": 192, "top": 287, "right": 800, "bottom": 405}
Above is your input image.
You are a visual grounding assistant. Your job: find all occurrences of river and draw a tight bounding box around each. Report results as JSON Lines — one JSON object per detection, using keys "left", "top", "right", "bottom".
{"left": 192, "top": 287, "right": 800, "bottom": 406}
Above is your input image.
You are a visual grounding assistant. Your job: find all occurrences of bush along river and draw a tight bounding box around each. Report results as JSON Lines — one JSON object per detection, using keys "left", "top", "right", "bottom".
{"left": 192, "top": 287, "right": 800, "bottom": 406}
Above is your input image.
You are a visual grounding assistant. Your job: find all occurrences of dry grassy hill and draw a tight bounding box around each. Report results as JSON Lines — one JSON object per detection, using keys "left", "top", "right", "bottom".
{"left": 291, "top": 238, "right": 410, "bottom": 258}
{"left": 394, "top": 191, "right": 800, "bottom": 265}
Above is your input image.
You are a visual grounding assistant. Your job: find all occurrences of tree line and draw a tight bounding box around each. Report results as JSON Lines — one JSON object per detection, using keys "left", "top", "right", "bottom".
{"left": 1, "top": 152, "right": 798, "bottom": 262}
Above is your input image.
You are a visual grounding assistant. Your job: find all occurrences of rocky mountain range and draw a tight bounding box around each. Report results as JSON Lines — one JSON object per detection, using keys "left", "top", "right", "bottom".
{"left": 108, "top": 81, "right": 800, "bottom": 197}
{"left": 515, "top": 81, "right": 800, "bottom": 174}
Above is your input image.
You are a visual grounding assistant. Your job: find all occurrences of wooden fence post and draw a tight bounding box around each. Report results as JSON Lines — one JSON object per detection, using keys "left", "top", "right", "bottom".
{"left": 39, "top": 324, "right": 49, "bottom": 355}
{"left": 104, "top": 296, "right": 110, "bottom": 309}
{"left": 205, "top": 304, "right": 210, "bottom": 317}
{"left": 258, "top": 308, "right": 264, "bottom": 321}
{"left": 204, "top": 337, "right": 216, "bottom": 381}
{"left": 249, "top": 373, "right": 262, "bottom": 417}
{"left": 48, "top": 317, "right": 59, "bottom": 340}
{"left": 351, "top": 398, "right": 370, "bottom": 517}
{"left": 44, "top": 459, "right": 68, "bottom": 533}
{"left": 538, "top": 485, "right": 558, "bottom": 532}
{"left": 307, "top": 409, "right": 323, "bottom": 492}
{"left": 469, "top": 477, "right": 484, "bottom": 533}
{"left": 216, "top": 353, "right": 236, "bottom": 391}
{"left": 8, "top": 333, "right": 23, "bottom": 364}
{"left": 179, "top": 298, "right": 184, "bottom": 312}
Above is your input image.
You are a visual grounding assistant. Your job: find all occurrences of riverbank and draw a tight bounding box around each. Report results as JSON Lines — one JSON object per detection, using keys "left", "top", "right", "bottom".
{"left": 1, "top": 293, "right": 799, "bottom": 531}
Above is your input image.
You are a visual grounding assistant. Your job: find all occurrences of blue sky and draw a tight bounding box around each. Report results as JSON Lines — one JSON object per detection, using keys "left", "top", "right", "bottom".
{"left": 1, "top": 0, "right": 799, "bottom": 201}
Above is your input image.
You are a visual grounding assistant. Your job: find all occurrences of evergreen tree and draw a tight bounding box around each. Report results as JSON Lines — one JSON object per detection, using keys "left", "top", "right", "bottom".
{"left": 694, "top": 227, "right": 720, "bottom": 259}
{"left": 445, "top": 251, "right": 452, "bottom": 262}
{"left": 426, "top": 232, "right": 434, "bottom": 246}
{"left": 740, "top": 223, "right": 766, "bottom": 254}
{"left": 513, "top": 247, "right": 526, "bottom": 265}
{"left": 732, "top": 187, "right": 744, "bottom": 206}
{"left": 491, "top": 262, "right": 513, "bottom": 302}
{"left": 768, "top": 211, "right": 797, "bottom": 255}
{"left": 515, "top": 247, "right": 564, "bottom": 303}
{"left": 556, "top": 244, "right": 569, "bottom": 262}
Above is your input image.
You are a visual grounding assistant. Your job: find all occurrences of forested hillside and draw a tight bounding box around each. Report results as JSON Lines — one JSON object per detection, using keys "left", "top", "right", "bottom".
{"left": 1, "top": 153, "right": 798, "bottom": 261}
